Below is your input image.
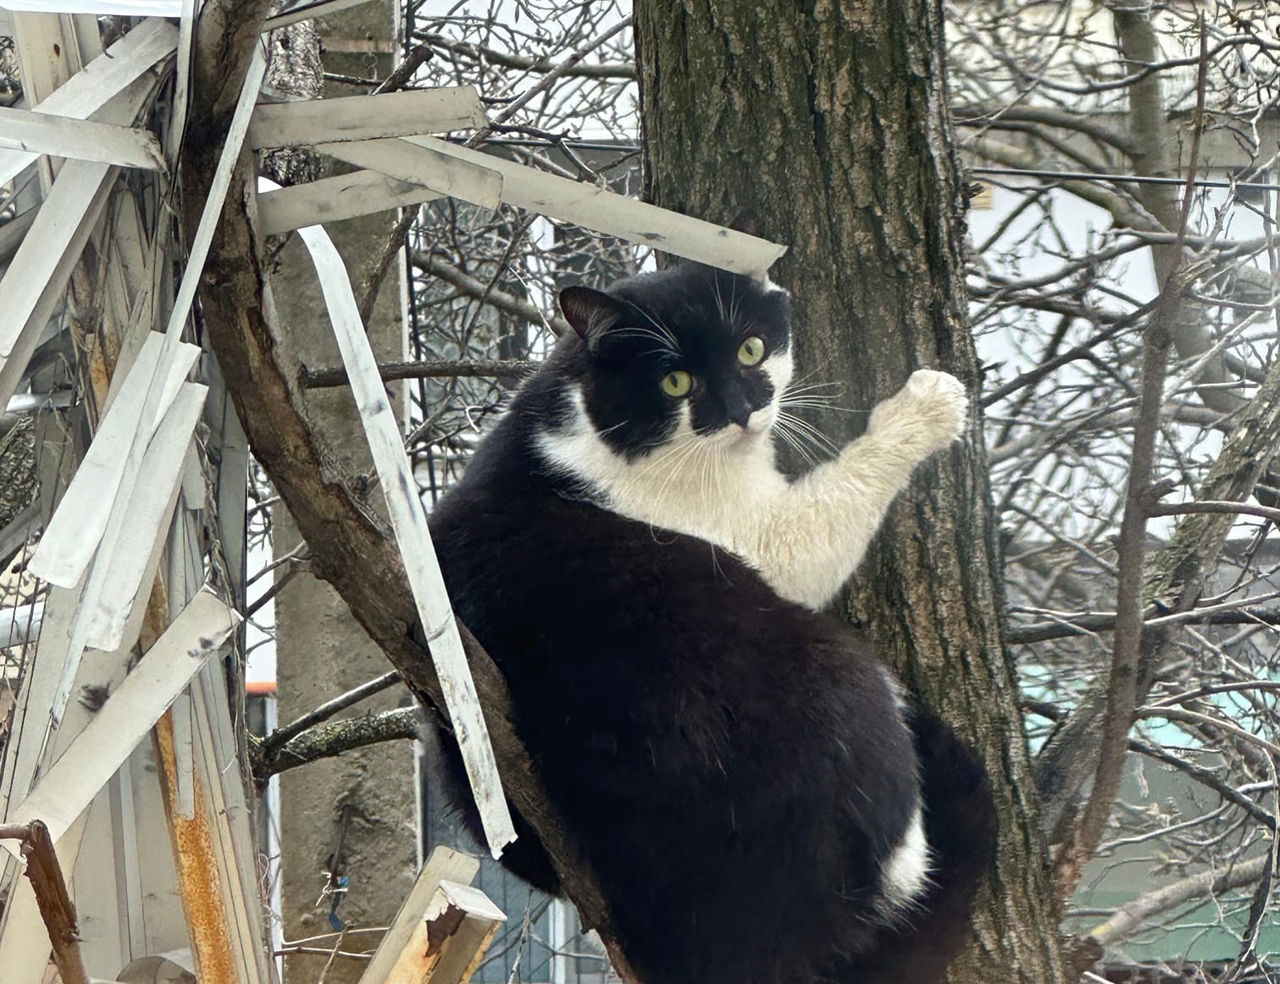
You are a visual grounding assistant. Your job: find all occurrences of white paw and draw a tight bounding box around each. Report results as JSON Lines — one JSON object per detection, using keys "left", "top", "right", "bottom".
{"left": 868, "top": 369, "right": 968, "bottom": 453}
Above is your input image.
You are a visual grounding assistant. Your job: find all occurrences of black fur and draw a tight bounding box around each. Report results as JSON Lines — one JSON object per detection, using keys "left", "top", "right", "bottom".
{"left": 424, "top": 264, "right": 992, "bottom": 984}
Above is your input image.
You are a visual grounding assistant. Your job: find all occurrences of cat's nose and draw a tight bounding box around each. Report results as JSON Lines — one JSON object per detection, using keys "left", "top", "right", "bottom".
{"left": 724, "top": 393, "right": 753, "bottom": 428}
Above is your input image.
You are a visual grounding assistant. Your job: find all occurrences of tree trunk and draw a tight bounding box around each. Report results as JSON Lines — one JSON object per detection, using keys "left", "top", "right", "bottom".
{"left": 633, "top": 3, "right": 1066, "bottom": 982}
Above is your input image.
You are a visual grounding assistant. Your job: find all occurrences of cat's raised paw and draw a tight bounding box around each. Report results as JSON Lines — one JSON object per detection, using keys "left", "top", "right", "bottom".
{"left": 868, "top": 369, "right": 968, "bottom": 453}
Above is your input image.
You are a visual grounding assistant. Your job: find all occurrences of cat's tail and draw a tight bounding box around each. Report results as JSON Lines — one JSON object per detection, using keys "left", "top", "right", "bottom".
{"left": 832, "top": 704, "right": 996, "bottom": 984}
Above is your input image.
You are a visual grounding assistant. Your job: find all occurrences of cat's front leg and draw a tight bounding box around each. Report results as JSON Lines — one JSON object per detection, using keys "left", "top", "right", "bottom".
{"left": 753, "top": 370, "right": 968, "bottom": 610}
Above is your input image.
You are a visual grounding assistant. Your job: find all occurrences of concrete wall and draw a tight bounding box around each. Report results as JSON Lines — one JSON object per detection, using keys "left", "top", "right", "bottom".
{"left": 270, "top": 5, "right": 417, "bottom": 979}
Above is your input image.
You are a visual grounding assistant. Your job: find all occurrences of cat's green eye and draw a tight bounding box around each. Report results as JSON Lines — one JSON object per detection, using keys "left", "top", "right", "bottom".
{"left": 738, "top": 336, "right": 766, "bottom": 366}
{"left": 661, "top": 370, "right": 693, "bottom": 398}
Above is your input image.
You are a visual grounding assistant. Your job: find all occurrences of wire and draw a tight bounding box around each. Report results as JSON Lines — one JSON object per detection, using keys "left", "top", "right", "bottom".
{"left": 972, "top": 166, "right": 1280, "bottom": 194}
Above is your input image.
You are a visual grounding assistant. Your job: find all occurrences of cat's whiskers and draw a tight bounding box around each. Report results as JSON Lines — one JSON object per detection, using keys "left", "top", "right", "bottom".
{"left": 611, "top": 326, "right": 678, "bottom": 354}
{"left": 773, "top": 417, "right": 820, "bottom": 467}
{"left": 776, "top": 412, "right": 838, "bottom": 462}
{"left": 635, "top": 307, "right": 679, "bottom": 350}
{"left": 778, "top": 411, "right": 840, "bottom": 456}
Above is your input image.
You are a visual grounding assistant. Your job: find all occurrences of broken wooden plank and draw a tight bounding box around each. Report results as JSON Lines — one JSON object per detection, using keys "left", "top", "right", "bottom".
{"left": 28, "top": 333, "right": 201, "bottom": 589}
{"left": 357, "top": 847, "right": 481, "bottom": 984}
{"left": 0, "top": 157, "right": 114, "bottom": 360}
{"left": 82, "top": 382, "right": 208, "bottom": 652}
{"left": 0, "top": 106, "right": 166, "bottom": 170}
{"left": 335, "top": 134, "right": 789, "bottom": 277}
{"left": 0, "top": 19, "right": 178, "bottom": 186}
{"left": 0, "top": 590, "right": 240, "bottom": 854}
{"left": 0, "top": 73, "right": 162, "bottom": 418}
{"left": 292, "top": 212, "right": 517, "bottom": 856}
{"left": 257, "top": 168, "right": 442, "bottom": 235}
{"left": 386, "top": 880, "right": 505, "bottom": 984}
{"left": 249, "top": 86, "right": 485, "bottom": 150}
{"left": 319, "top": 138, "right": 503, "bottom": 212}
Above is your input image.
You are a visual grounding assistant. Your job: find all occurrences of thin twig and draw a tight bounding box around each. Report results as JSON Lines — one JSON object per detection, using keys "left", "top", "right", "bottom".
{"left": 300, "top": 358, "right": 538, "bottom": 389}
{"left": 263, "top": 671, "right": 404, "bottom": 752}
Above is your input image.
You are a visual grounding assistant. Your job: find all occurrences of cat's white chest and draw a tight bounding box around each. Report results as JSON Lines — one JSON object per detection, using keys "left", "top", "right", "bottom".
{"left": 535, "top": 385, "right": 786, "bottom": 560}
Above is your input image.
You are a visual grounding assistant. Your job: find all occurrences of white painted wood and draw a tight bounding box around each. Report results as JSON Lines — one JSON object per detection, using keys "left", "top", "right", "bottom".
{"left": 257, "top": 168, "right": 442, "bottom": 235}
{"left": 70, "top": 12, "right": 103, "bottom": 64}
{"left": 385, "top": 880, "right": 505, "bottom": 984}
{"left": 262, "top": 0, "right": 371, "bottom": 30}
{"left": 29, "top": 334, "right": 201, "bottom": 588}
{"left": 37, "top": 45, "right": 262, "bottom": 727}
{"left": 11, "top": 12, "right": 75, "bottom": 107}
{"left": 250, "top": 86, "right": 485, "bottom": 150}
{"left": 0, "top": 583, "right": 79, "bottom": 818}
{"left": 187, "top": 664, "right": 273, "bottom": 984}
{"left": 165, "top": 0, "right": 195, "bottom": 163}
{"left": 424, "top": 135, "right": 789, "bottom": 277}
{"left": 0, "top": 106, "right": 165, "bottom": 170}
{"left": 1, "top": 600, "right": 43, "bottom": 646}
{"left": 0, "top": 19, "right": 178, "bottom": 187}
{"left": 83, "top": 382, "right": 208, "bottom": 651}
{"left": 357, "top": 847, "right": 481, "bottom": 984}
{"left": 0, "top": 157, "right": 113, "bottom": 359}
{"left": 0, "top": 73, "right": 161, "bottom": 418}
{"left": 319, "top": 138, "right": 503, "bottom": 213}
{"left": 291, "top": 209, "right": 517, "bottom": 856}
{"left": 0, "top": 0, "right": 180, "bottom": 14}
{"left": 0, "top": 590, "right": 240, "bottom": 855}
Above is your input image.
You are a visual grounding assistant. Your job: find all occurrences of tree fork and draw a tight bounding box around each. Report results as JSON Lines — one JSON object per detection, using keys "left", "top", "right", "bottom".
{"left": 634, "top": 2, "right": 1066, "bottom": 981}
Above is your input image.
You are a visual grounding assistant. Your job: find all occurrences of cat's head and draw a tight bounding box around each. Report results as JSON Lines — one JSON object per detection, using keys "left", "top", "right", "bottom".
{"left": 554, "top": 264, "right": 792, "bottom": 461}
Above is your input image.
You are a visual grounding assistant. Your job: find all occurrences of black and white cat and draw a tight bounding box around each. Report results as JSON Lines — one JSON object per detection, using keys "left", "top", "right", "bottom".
{"left": 427, "top": 261, "right": 992, "bottom": 984}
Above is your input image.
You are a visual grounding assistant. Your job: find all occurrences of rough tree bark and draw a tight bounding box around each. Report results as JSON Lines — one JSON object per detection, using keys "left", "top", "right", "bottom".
{"left": 633, "top": 3, "right": 1067, "bottom": 982}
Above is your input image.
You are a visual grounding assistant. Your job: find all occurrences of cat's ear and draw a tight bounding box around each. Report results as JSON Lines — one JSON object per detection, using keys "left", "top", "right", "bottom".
{"left": 559, "top": 286, "right": 628, "bottom": 347}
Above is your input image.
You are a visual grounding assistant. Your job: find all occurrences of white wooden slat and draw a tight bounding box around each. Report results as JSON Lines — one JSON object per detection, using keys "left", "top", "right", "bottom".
{"left": 398, "top": 135, "right": 789, "bottom": 277}
{"left": 1, "top": 601, "right": 43, "bottom": 646}
{"left": 28, "top": 333, "right": 201, "bottom": 588}
{"left": 1, "top": 0, "right": 181, "bottom": 14}
{"left": 82, "top": 382, "right": 208, "bottom": 651}
{"left": 73, "top": 789, "right": 128, "bottom": 976}
{"left": 0, "top": 590, "right": 241, "bottom": 856}
{"left": 70, "top": 12, "right": 104, "bottom": 63}
{"left": 0, "top": 583, "right": 79, "bottom": 819}
{"left": 165, "top": 0, "right": 195, "bottom": 163}
{"left": 0, "top": 8, "right": 14, "bottom": 33}
{"left": 0, "top": 19, "right": 178, "bottom": 187}
{"left": 0, "top": 72, "right": 162, "bottom": 419}
{"left": 249, "top": 86, "right": 485, "bottom": 150}
{"left": 257, "top": 168, "right": 442, "bottom": 236}
{"left": 0, "top": 105, "right": 166, "bottom": 170}
{"left": 11, "top": 12, "right": 76, "bottom": 105}
{"left": 170, "top": 692, "right": 196, "bottom": 820}
{"left": 43, "top": 44, "right": 263, "bottom": 722}
{"left": 320, "top": 138, "right": 503, "bottom": 213}
{"left": 187, "top": 665, "right": 273, "bottom": 984}
{"left": 290, "top": 207, "right": 517, "bottom": 856}
{"left": 357, "top": 847, "right": 481, "bottom": 984}
{"left": 0, "top": 158, "right": 113, "bottom": 359}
